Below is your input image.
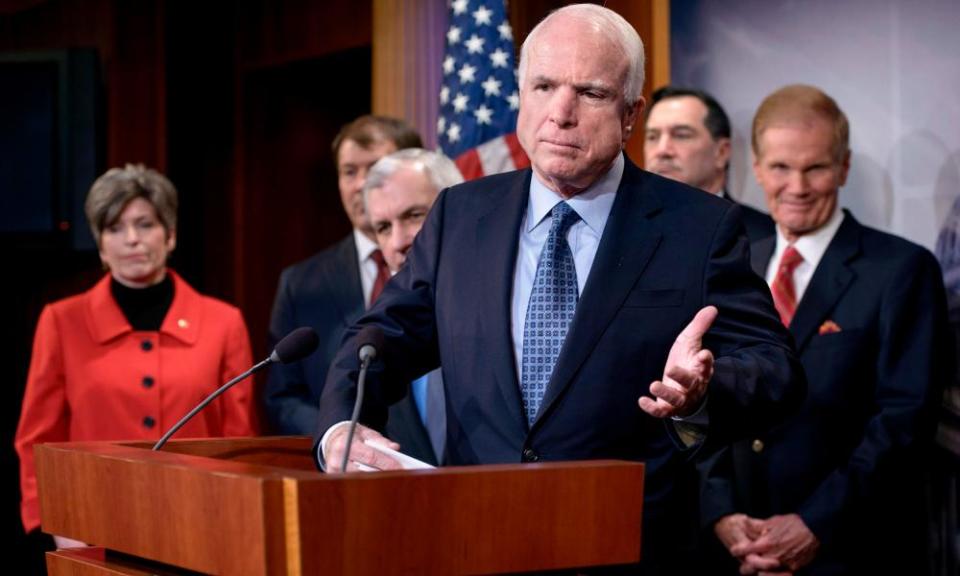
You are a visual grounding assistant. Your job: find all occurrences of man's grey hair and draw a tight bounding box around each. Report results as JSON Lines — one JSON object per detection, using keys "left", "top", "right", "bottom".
{"left": 362, "top": 148, "right": 464, "bottom": 209}
{"left": 518, "top": 3, "right": 645, "bottom": 106}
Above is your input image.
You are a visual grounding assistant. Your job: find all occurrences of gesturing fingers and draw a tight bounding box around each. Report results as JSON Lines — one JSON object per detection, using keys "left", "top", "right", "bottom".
{"left": 638, "top": 391, "right": 675, "bottom": 418}
{"left": 639, "top": 306, "right": 718, "bottom": 418}
{"left": 664, "top": 348, "right": 715, "bottom": 388}
{"left": 676, "top": 305, "right": 718, "bottom": 348}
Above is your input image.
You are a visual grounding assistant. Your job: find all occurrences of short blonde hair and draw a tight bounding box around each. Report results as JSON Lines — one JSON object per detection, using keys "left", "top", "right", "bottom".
{"left": 752, "top": 84, "right": 849, "bottom": 162}
{"left": 84, "top": 164, "right": 177, "bottom": 246}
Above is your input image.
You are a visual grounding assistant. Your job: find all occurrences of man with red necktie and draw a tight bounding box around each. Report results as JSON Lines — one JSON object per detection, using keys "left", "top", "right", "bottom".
{"left": 702, "top": 84, "right": 952, "bottom": 575}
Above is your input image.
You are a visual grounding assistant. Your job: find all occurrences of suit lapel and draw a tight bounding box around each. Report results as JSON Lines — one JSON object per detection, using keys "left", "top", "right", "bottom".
{"left": 536, "top": 160, "right": 665, "bottom": 426}
{"left": 789, "top": 213, "right": 860, "bottom": 351}
{"left": 474, "top": 171, "right": 531, "bottom": 433}
{"left": 328, "top": 234, "right": 365, "bottom": 324}
{"left": 751, "top": 236, "right": 776, "bottom": 277}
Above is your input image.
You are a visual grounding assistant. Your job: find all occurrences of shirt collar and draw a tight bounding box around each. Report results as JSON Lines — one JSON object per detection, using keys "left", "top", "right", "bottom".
{"left": 773, "top": 205, "right": 845, "bottom": 268}
{"left": 526, "top": 153, "right": 623, "bottom": 234}
{"left": 87, "top": 269, "right": 200, "bottom": 345}
{"left": 353, "top": 228, "right": 379, "bottom": 261}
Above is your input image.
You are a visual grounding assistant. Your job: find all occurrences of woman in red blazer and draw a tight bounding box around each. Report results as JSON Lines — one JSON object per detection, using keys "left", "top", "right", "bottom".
{"left": 15, "top": 165, "right": 257, "bottom": 543}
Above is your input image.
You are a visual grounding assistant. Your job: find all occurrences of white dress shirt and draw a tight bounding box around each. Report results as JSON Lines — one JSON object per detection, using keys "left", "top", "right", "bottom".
{"left": 765, "top": 207, "right": 845, "bottom": 300}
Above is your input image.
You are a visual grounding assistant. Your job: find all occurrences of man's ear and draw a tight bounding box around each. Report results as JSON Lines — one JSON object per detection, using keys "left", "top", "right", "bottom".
{"left": 837, "top": 149, "right": 852, "bottom": 186}
{"left": 622, "top": 96, "right": 645, "bottom": 143}
{"left": 715, "top": 137, "right": 732, "bottom": 171}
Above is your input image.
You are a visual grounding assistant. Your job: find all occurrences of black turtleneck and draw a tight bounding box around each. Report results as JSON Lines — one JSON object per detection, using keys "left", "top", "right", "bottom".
{"left": 110, "top": 274, "right": 174, "bottom": 331}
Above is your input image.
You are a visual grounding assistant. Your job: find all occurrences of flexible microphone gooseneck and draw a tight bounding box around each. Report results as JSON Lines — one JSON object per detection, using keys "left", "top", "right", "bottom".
{"left": 152, "top": 327, "right": 319, "bottom": 451}
{"left": 340, "top": 325, "right": 385, "bottom": 472}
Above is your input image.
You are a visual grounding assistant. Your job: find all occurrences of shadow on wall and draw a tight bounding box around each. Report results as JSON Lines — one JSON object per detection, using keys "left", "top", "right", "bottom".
{"left": 724, "top": 115, "right": 758, "bottom": 210}
{"left": 841, "top": 153, "right": 894, "bottom": 232}
{"left": 936, "top": 150, "right": 960, "bottom": 255}
{"left": 886, "top": 131, "right": 959, "bottom": 249}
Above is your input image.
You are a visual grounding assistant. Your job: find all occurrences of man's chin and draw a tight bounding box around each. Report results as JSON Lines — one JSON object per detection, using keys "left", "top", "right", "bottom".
{"left": 650, "top": 165, "right": 679, "bottom": 178}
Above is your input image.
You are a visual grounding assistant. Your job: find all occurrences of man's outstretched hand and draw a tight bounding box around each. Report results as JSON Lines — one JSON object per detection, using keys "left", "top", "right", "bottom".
{"left": 639, "top": 305, "right": 717, "bottom": 418}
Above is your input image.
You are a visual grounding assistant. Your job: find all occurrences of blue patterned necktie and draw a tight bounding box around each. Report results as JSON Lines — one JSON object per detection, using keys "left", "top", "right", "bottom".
{"left": 520, "top": 201, "right": 581, "bottom": 426}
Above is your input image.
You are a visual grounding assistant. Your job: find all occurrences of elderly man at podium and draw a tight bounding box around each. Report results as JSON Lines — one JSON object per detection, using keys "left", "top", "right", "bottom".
{"left": 315, "top": 4, "right": 804, "bottom": 573}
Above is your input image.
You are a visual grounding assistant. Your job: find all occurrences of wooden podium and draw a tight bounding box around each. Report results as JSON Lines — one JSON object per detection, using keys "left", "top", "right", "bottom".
{"left": 36, "top": 437, "right": 644, "bottom": 575}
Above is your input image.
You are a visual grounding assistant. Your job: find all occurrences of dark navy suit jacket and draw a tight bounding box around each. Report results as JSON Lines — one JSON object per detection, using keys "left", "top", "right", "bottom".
{"left": 264, "top": 233, "right": 437, "bottom": 464}
{"left": 721, "top": 190, "right": 775, "bottom": 243}
{"left": 701, "top": 211, "right": 951, "bottom": 574}
{"left": 318, "top": 158, "right": 804, "bottom": 568}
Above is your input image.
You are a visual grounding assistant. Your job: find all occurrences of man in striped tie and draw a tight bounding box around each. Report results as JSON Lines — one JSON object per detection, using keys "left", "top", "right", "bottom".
{"left": 702, "top": 84, "right": 951, "bottom": 575}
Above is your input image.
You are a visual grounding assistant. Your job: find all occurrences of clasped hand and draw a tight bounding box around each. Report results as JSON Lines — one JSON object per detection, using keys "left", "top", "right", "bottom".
{"left": 715, "top": 513, "right": 820, "bottom": 575}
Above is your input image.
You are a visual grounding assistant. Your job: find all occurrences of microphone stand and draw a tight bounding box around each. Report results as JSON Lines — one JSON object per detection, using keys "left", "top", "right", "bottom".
{"left": 340, "top": 354, "right": 372, "bottom": 472}
{"left": 152, "top": 358, "right": 272, "bottom": 451}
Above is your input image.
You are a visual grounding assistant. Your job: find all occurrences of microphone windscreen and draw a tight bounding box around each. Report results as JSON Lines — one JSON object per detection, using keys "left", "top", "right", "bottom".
{"left": 273, "top": 327, "right": 320, "bottom": 364}
{"left": 356, "top": 325, "right": 385, "bottom": 359}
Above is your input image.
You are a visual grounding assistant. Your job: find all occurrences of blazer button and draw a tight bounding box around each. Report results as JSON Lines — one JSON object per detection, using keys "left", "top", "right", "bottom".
{"left": 142, "top": 376, "right": 155, "bottom": 388}
{"left": 522, "top": 448, "right": 539, "bottom": 462}
{"left": 141, "top": 340, "right": 153, "bottom": 352}
{"left": 143, "top": 416, "right": 156, "bottom": 429}
{"left": 751, "top": 439, "right": 764, "bottom": 453}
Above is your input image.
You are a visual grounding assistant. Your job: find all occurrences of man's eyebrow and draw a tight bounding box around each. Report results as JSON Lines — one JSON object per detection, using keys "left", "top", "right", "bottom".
{"left": 529, "top": 74, "right": 555, "bottom": 84}
{"left": 572, "top": 81, "right": 614, "bottom": 93}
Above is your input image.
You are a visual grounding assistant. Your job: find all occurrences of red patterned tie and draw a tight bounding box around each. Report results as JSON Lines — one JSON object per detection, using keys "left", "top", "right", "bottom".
{"left": 770, "top": 245, "right": 804, "bottom": 326}
{"left": 369, "top": 249, "right": 391, "bottom": 307}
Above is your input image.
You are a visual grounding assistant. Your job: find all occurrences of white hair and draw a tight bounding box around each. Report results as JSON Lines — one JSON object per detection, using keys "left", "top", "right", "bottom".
{"left": 517, "top": 3, "right": 645, "bottom": 105}
{"left": 362, "top": 148, "right": 464, "bottom": 210}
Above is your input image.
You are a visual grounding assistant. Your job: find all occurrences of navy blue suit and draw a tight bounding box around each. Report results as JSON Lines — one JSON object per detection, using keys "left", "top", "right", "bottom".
{"left": 701, "top": 211, "right": 951, "bottom": 574}
{"left": 722, "top": 190, "right": 775, "bottom": 243}
{"left": 264, "top": 233, "right": 437, "bottom": 464}
{"left": 318, "top": 158, "right": 804, "bottom": 569}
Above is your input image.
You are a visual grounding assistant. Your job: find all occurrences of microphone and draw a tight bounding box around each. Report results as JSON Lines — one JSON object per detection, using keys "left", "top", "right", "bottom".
{"left": 152, "top": 327, "right": 319, "bottom": 451}
{"left": 271, "top": 327, "right": 321, "bottom": 364}
{"left": 341, "top": 325, "right": 384, "bottom": 472}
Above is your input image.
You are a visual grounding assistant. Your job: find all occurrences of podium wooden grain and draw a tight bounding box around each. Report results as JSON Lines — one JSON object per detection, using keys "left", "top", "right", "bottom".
{"left": 36, "top": 437, "right": 643, "bottom": 575}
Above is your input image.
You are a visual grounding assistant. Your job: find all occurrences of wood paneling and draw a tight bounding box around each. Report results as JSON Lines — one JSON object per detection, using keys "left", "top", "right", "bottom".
{"left": 371, "top": 0, "right": 446, "bottom": 149}
{"left": 230, "top": 2, "right": 375, "bottom": 360}
{"left": 232, "top": 47, "right": 372, "bottom": 359}
{"left": 236, "top": 0, "right": 372, "bottom": 70}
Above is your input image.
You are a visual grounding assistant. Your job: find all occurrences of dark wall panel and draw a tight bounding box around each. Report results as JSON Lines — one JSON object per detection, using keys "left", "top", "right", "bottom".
{"left": 237, "top": 47, "right": 372, "bottom": 360}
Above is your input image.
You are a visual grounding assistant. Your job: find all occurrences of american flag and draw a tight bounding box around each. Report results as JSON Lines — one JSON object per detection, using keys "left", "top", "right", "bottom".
{"left": 437, "top": 0, "right": 530, "bottom": 180}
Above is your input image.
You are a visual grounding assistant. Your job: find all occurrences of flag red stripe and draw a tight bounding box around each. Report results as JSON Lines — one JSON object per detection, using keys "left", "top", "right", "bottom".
{"left": 455, "top": 149, "right": 485, "bottom": 181}
{"left": 504, "top": 132, "right": 530, "bottom": 170}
